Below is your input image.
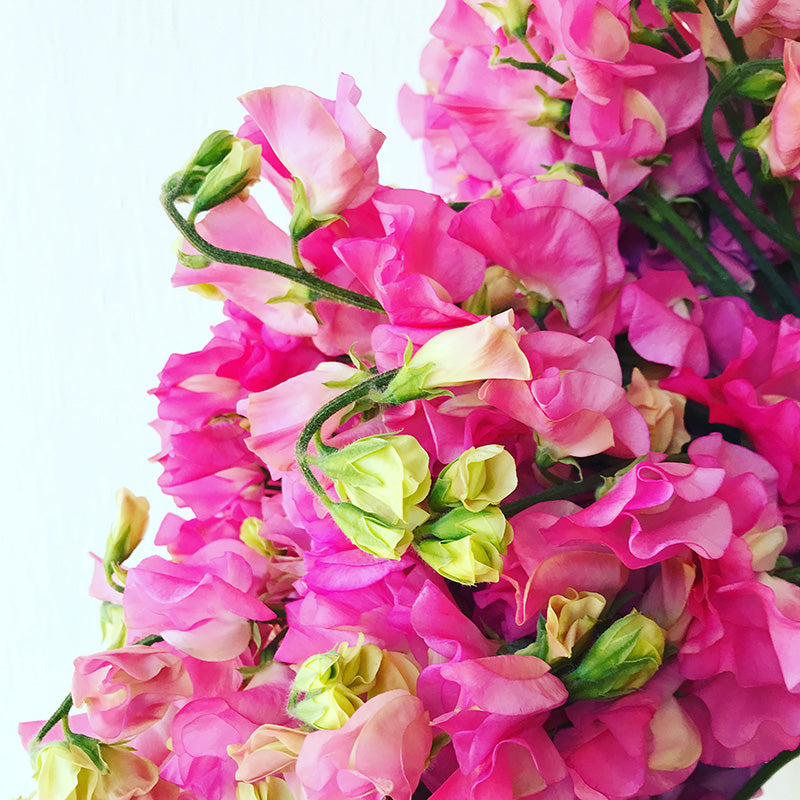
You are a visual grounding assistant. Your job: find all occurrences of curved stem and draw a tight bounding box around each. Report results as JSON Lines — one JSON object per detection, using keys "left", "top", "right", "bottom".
{"left": 702, "top": 0, "right": 747, "bottom": 64}
{"left": 294, "top": 369, "right": 401, "bottom": 502}
{"left": 732, "top": 745, "right": 800, "bottom": 800}
{"left": 161, "top": 189, "right": 386, "bottom": 314}
{"left": 496, "top": 56, "right": 570, "bottom": 84}
{"left": 701, "top": 60, "right": 800, "bottom": 257}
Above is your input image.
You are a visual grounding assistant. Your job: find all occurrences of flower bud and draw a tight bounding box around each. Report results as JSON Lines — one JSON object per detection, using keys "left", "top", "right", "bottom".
{"left": 481, "top": 0, "right": 533, "bottom": 39}
{"left": 544, "top": 589, "right": 606, "bottom": 662}
{"left": 292, "top": 684, "right": 363, "bottom": 729}
{"left": 99, "top": 602, "right": 126, "bottom": 651}
{"left": 429, "top": 444, "right": 517, "bottom": 512}
{"left": 192, "top": 139, "right": 262, "bottom": 217}
{"left": 414, "top": 507, "right": 513, "bottom": 584}
{"left": 626, "top": 369, "right": 690, "bottom": 454}
{"left": 192, "top": 130, "right": 235, "bottom": 168}
{"left": 563, "top": 611, "right": 666, "bottom": 701}
{"left": 103, "top": 488, "right": 149, "bottom": 587}
{"left": 380, "top": 312, "right": 531, "bottom": 404}
{"left": 318, "top": 434, "right": 431, "bottom": 528}
{"left": 237, "top": 778, "right": 296, "bottom": 800}
{"left": 293, "top": 650, "right": 343, "bottom": 695}
{"left": 738, "top": 69, "right": 785, "bottom": 102}
{"left": 328, "top": 502, "right": 415, "bottom": 560}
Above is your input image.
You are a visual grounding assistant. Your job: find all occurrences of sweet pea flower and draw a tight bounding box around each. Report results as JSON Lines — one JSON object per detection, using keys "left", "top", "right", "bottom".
{"left": 731, "top": 0, "right": 800, "bottom": 37}
{"left": 239, "top": 74, "right": 384, "bottom": 235}
{"left": 72, "top": 644, "right": 193, "bottom": 740}
{"left": 626, "top": 368, "right": 691, "bottom": 455}
{"left": 229, "top": 725, "right": 308, "bottom": 783}
{"left": 756, "top": 40, "right": 800, "bottom": 179}
{"left": 33, "top": 742, "right": 179, "bottom": 800}
{"left": 294, "top": 689, "right": 432, "bottom": 800}
{"left": 380, "top": 310, "right": 532, "bottom": 404}
{"left": 123, "top": 540, "right": 272, "bottom": 661}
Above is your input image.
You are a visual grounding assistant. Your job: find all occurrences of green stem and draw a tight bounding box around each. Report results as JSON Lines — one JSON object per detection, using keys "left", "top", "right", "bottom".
{"left": 616, "top": 204, "right": 762, "bottom": 312}
{"left": 32, "top": 693, "right": 73, "bottom": 747}
{"left": 732, "top": 745, "right": 800, "bottom": 800}
{"left": 294, "top": 369, "right": 401, "bottom": 502}
{"left": 641, "top": 191, "right": 753, "bottom": 299}
{"left": 702, "top": 60, "right": 800, "bottom": 257}
{"left": 501, "top": 474, "right": 604, "bottom": 518}
{"left": 161, "top": 188, "right": 386, "bottom": 315}
{"left": 496, "top": 56, "right": 570, "bottom": 84}
{"left": 700, "top": 189, "right": 800, "bottom": 317}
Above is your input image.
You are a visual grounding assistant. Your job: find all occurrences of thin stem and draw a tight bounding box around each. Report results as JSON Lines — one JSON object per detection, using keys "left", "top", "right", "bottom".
{"left": 32, "top": 693, "right": 73, "bottom": 746}
{"left": 501, "top": 474, "right": 604, "bottom": 518}
{"left": 496, "top": 56, "right": 570, "bottom": 84}
{"left": 518, "top": 36, "right": 543, "bottom": 63}
{"left": 732, "top": 745, "right": 800, "bottom": 800}
{"left": 700, "top": 189, "right": 800, "bottom": 317}
{"left": 702, "top": 60, "right": 800, "bottom": 257}
{"left": 294, "top": 369, "right": 401, "bottom": 502}
{"left": 161, "top": 188, "right": 386, "bottom": 314}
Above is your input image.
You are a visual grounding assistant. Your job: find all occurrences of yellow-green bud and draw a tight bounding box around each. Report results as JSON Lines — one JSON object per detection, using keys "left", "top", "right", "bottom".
{"left": 336, "top": 637, "right": 383, "bottom": 696}
{"left": 563, "top": 611, "right": 666, "bottom": 701}
{"left": 103, "top": 488, "right": 149, "bottom": 588}
{"left": 237, "top": 778, "right": 295, "bottom": 800}
{"left": 292, "top": 684, "right": 362, "bottom": 729}
{"left": 99, "top": 602, "right": 126, "bottom": 651}
{"left": 240, "top": 517, "right": 283, "bottom": 558}
{"left": 192, "top": 139, "right": 262, "bottom": 217}
{"left": 193, "top": 130, "right": 236, "bottom": 168}
{"left": 293, "top": 651, "right": 342, "bottom": 695}
{"left": 544, "top": 590, "right": 606, "bottom": 662}
{"left": 414, "top": 507, "right": 513, "bottom": 584}
{"left": 529, "top": 86, "right": 571, "bottom": 129}
{"left": 320, "top": 435, "right": 431, "bottom": 528}
{"left": 328, "top": 503, "right": 415, "bottom": 560}
{"left": 429, "top": 445, "right": 517, "bottom": 512}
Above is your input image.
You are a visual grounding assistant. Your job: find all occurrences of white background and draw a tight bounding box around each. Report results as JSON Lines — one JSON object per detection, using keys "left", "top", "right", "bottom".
{"left": 1, "top": 1, "right": 797, "bottom": 796}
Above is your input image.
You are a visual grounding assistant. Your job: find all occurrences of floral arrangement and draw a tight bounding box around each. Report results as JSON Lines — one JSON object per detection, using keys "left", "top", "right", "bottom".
{"left": 18, "top": 1, "right": 800, "bottom": 799}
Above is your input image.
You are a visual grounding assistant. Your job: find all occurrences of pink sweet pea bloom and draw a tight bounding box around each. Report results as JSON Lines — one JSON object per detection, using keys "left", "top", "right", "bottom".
{"left": 620, "top": 270, "right": 709, "bottom": 376}
{"left": 451, "top": 178, "right": 625, "bottom": 331}
{"left": 482, "top": 331, "right": 650, "bottom": 460}
{"left": 294, "top": 689, "right": 431, "bottom": 800}
{"left": 239, "top": 74, "right": 384, "bottom": 218}
{"left": 241, "top": 362, "right": 359, "bottom": 473}
{"left": 731, "top": 0, "right": 800, "bottom": 37}
{"left": 759, "top": 40, "right": 800, "bottom": 179}
{"left": 123, "top": 540, "right": 272, "bottom": 661}
{"left": 72, "top": 644, "right": 193, "bottom": 741}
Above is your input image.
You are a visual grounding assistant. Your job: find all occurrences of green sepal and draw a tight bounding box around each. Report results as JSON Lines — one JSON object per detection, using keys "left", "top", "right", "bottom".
{"left": 289, "top": 178, "right": 342, "bottom": 241}
{"left": 62, "top": 730, "right": 110, "bottom": 775}
{"left": 515, "top": 615, "right": 550, "bottom": 662}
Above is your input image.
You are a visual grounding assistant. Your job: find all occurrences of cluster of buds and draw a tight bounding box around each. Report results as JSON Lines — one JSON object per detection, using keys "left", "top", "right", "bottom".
{"left": 317, "top": 434, "right": 517, "bottom": 585}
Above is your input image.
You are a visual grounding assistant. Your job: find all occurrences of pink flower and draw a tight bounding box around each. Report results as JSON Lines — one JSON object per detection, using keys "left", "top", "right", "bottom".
{"left": 72, "top": 644, "right": 193, "bottom": 741}
{"left": 162, "top": 677, "right": 293, "bottom": 800}
{"left": 759, "top": 40, "right": 800, "bottom": 179}
{"left": 731, "top": 0, "right": 800, "bottom": 37}
{"left": 239, "top": 74, "right": 384, "bottom": 218}
{"left": 123, "top": 540, "right": 272, "bottom": 661}
{"left": 481, "top": 331, "right": 650, "bottom": 460}
{"left": 451, "top": 178, "right": 625, "bottom": 331}
{"left": 294, "top": 690, "right": 431, "bottom": 800}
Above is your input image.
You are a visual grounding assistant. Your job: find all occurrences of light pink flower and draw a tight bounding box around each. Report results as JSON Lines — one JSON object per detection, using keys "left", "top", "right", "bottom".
{"left": 123, "top": 540, "right": 272, "bottom": 661}
{"left": 72, "top": 644, "right": 193, "bottom": 741}
{"left": 239, "top": 74, "right": 384, "bottom": 218}
{"left": 759, "top": 40, "right": 800, "bottom": 179}
{"left": 731, "top": 0, "right": 800, "bottom": 37}
{"left": 294, "top": 689, "right": 431, "bottom": 800}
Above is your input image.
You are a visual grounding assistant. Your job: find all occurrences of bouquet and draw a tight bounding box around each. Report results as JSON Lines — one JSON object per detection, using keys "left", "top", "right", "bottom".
{"left": 17, "top": 1, "right": 800, "bottom": 799}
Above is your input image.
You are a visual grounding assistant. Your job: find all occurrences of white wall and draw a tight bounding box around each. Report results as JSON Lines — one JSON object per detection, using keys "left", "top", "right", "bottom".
{"left": 1, "top": 1, "right": 797, "bottom": 796}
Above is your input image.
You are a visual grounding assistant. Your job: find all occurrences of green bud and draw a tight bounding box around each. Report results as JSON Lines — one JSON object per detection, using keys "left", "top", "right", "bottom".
{"left": 562, "top": 611, "right": 666, "bottom": 701}
{"left": 237, "top": 778, "right": 295, "bottom": 800}
{"left": 328, "top": 502, "right": 415, "bottom": 560}
{"left": 319, "top": 434, "right": 431, "bottom": 528}
{"left": 103, "top": 488, "right": 149, "bottom": 589}
{"left": 192, "top": 130, "right": 235, "bottom": 168}
{"left": 738, "top": 69, "right": 785, "bottom": 101}
{"left": 99, "top": 602, "right": 126, "bottom": 651}
{"left": 293, "top": 650, "right": 342, "bottom": 694}
{"left": 414, "top": 507, "right": 513, "bottom": 584}
{"left": 429, "top": 445, "right": 517, "bottom": 512}
{"left": 528, "top": 86, "right": 571, "bottom": 129}
{"left": 192, "top": 139, "right": 262, "bottom": 218}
